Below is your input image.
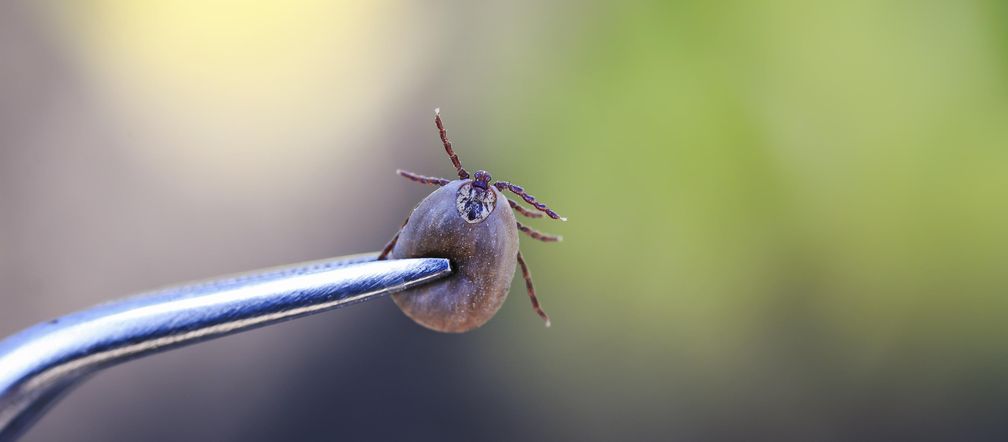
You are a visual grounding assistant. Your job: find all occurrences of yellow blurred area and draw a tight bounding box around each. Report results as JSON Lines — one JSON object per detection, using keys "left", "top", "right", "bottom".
{"left": 37, "top": 0, "right": 428, "bottom": 199}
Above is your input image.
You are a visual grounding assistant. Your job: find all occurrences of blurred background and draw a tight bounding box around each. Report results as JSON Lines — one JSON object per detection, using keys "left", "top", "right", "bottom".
{"left": 1, "top": 0, "right": 1007, "bottom": 440}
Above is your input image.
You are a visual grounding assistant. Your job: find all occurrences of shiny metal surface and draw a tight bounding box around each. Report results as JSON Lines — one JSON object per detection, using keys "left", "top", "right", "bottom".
{"left": 0, "top": 254, "right": 452, "bottom": 441}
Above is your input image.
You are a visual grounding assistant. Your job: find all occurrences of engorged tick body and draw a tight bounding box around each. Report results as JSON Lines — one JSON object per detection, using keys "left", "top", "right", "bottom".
{"left": 378, "top": 109, "right": 565, "bottom": 333}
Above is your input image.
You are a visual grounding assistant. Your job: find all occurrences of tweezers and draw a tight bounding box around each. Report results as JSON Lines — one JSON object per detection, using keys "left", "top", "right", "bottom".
{"left": 0, "top": 253, "right": 451, "bottom": 441}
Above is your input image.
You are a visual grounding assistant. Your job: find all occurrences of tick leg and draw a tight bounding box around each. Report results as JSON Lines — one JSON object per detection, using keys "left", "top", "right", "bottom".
{"left": 397, "top": 169, "right": 450, "bottom": 186}
{"left": 516, "top": 221, "right": 562, "bottom": 242}
{"left": 516, "top": 250, "right": 551, "bottom": 327}
{"left": 494, "top": 180, "right": 567, "bottom": 221}
{"left": 377, "top": 230, "right": 400, "bottom": 261}
{"left": 507, "top": 198, "right": 543, "bottom": 218}
{"left": 434, "top": 108, "right": 470, "bottom": 180}
{"left": 377, "top": 215, "right": 411, "bottom": 260}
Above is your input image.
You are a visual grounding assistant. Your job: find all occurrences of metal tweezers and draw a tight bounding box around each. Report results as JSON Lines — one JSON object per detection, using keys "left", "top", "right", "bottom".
{"left": 0, "top": 253, "right": 451, "bottom": 441}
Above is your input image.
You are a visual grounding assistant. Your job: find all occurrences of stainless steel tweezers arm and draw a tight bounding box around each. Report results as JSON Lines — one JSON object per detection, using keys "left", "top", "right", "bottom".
{"left": 0, "top": 254, "right": 451, "bottom": 441}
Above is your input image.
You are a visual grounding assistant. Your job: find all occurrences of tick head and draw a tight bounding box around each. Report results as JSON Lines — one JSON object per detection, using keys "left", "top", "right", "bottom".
{"left": 473, "top": 170, "right": 492, "bottom": 190}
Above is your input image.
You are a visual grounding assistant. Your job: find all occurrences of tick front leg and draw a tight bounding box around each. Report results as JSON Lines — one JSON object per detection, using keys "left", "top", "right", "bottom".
{"left": 434, "top": 108, "right": 470, "bottom": 180}
{"left": 517, "top": 250, "right": 551, "bottom": 327}
{"left": 494, "top": 180, "right": 567, "bottom": 221}
{"left": 397, "top": 169, "right": 451, "bottom": 186}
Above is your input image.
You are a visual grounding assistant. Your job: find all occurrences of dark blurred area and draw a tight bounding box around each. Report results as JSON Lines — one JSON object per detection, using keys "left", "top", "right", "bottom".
{"left": 2, "top": 0, "right": 1008, "bottom": 441}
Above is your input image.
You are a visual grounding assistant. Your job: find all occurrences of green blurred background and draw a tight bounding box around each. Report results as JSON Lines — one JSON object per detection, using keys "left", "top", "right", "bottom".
{"left": 1, "top": 0, "right": 1006, "bottom": 440}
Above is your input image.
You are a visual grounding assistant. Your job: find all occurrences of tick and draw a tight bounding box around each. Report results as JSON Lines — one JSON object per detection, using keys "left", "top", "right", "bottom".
{"left": 378, "top": 109, "right": 565, "bottom": 333}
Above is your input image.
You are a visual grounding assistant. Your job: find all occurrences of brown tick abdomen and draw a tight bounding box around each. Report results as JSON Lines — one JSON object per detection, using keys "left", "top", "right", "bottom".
{"left": 390, "top": 180, "right": 519, "bottom": 333}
